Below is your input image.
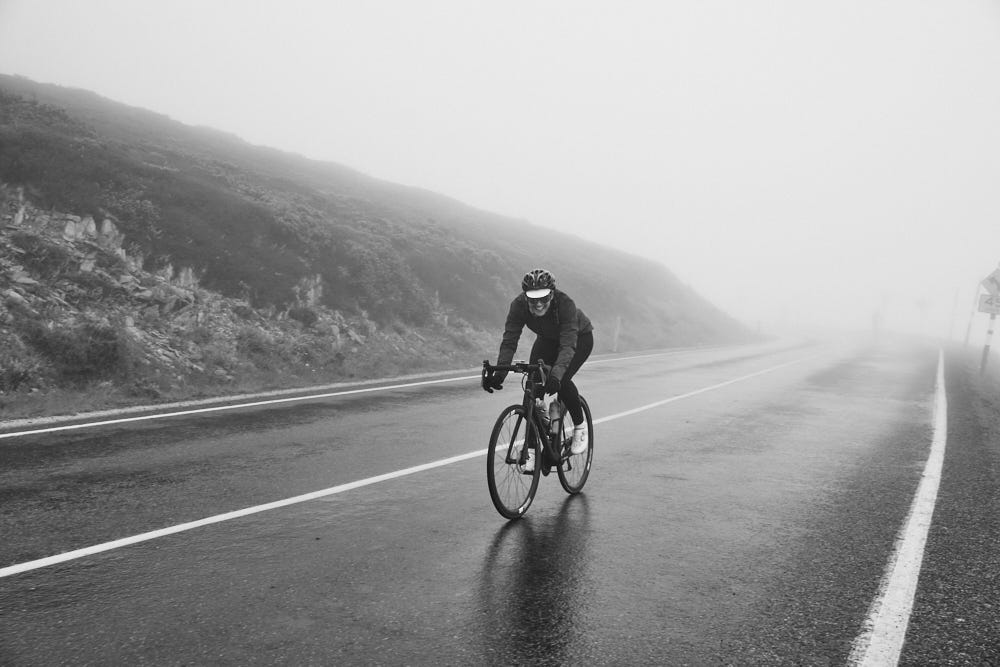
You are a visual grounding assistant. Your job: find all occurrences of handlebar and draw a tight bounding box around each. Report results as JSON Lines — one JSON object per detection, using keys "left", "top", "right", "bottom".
{"left": 482, "top": 359, "right": 550, "bottom": 384}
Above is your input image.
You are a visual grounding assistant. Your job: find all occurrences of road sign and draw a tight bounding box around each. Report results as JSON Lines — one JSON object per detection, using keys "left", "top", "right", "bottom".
{"left": 982, "top": 268, "right": 1000, "bottom": 295}
{"left": 979, "top": 294, "right": 1000, "bottom": 315}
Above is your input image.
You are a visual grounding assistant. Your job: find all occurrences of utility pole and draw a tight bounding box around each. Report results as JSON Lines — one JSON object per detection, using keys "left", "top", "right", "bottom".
{"left": 983, "top": 313, "right": 997, "bottom": 375}
{"left": 964, "top": 284, "right": 979, "bottom": 347}
{"left": 948, "top": 287, "right": 959, "bottom": 341}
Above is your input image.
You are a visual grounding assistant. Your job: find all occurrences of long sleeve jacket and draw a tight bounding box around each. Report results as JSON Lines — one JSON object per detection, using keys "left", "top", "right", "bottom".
{"left": 496, "top": 289, "right": 594, "bottom": 382}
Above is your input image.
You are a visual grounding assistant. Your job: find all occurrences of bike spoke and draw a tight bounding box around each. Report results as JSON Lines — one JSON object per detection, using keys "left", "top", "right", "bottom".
{"left": 557, "top": 397, "right": 593, "bottom": 494}
{"left": 487, "top": 406, "right": 539, "bottom": 519}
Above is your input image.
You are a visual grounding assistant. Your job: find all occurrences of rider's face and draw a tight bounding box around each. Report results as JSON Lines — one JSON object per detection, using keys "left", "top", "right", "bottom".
{"left": 527, "top": 293, "right": 552, "bottom": 316}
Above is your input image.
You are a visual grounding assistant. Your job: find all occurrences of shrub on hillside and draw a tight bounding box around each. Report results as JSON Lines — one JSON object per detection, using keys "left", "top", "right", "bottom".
{"left": 186, "top": 325, "right": 214, "bottom": 346}
{"left": 287, "top": 306, "right": 318, "bottom": 328}
{"left": 11, "top": 231, "right": 74, "bottom": 279}
{"left": 0, "top": 334, "right": 42, "bottom": 391}
{"left": 235, "top": 326, "right": 284, "bottom": 371}
{"left": 235, "top": 326, "right": 271, "bottom": 356}
{"left": 17, "top": 317, "right": 136, "bottom": 384}
{"left": 289, "top": 335, "right": 339, "bottom": 367}
{"left": 93, "top": 246, "right": 129, "bottom": 274}
{"left": 63, "top": 270, "right": 124, "bottom": 300}
{"left": 199, "top": 339, "right": 239, "bottom": 375}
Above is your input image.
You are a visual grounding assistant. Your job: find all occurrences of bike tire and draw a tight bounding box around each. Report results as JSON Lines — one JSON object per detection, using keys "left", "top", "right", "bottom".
{"left": 487, "top": 405, "right": 542, "bottom": 520}
{"left": 557, "top": 395, "right": 593, "bottom": 494}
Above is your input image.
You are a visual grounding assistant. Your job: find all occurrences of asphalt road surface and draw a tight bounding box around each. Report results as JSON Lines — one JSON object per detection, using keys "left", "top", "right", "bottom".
{"left": 1, "top": 339, "right": 998, "bottom": 665}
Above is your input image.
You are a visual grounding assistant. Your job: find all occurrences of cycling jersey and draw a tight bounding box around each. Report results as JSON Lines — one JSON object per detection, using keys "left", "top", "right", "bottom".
{"left": 496, "top": 289, "right": 594, "bottom": 383}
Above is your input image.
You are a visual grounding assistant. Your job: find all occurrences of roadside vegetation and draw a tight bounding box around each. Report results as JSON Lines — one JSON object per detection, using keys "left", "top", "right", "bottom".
{"left": 0, "top": 74, "right": 755, "bottom": 421}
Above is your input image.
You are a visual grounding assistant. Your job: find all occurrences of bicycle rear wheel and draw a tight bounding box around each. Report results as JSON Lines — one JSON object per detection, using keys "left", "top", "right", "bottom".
{"left": 557, "top": 396, "right": 593, "bottom": 494}
{"left": 487, "top": 405, "right": 541, "bottom": 519}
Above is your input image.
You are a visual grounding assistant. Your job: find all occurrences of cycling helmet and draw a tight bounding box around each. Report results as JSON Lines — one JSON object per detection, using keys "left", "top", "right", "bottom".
{"left": 522, "top": 269, "right": 555, "bottom": 298}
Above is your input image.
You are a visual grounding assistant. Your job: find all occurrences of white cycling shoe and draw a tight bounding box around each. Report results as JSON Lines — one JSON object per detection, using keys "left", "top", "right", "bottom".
{"left": 570, "top": 425, "right": 588, "bottom": 455}
{"left": 521, "top": 447, "right": 536, "bottom": 473}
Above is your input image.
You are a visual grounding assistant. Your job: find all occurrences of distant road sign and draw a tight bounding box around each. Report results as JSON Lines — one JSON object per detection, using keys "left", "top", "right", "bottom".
{"left": 979, "top": 294, "right": 1000, "bottom": 315}
{"left": 982, "top": 268, "right": 1000, "bottom": 295}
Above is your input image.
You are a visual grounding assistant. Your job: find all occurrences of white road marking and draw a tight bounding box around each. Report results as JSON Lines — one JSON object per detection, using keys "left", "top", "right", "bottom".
{"left": 0, "top": 346, "right": 734, "bottom": 440}
{"left": 0, "top": 355, "right": 806, "bottom": 579}
{"left": 0, "top": 450, "right": 487, "bottom": 578}
{"left": 593, "top": 359, "right": 804, "bottom": 424}
{"left": 0, "top": 376, "right": 476, "bottom": 441}
{"left": 848, "top": 349, "right": 948, "bottom": 666}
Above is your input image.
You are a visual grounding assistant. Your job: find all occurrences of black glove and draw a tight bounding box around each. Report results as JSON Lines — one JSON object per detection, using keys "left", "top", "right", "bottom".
{"left": 544, "top": 375, "right": 560, "bottom": 395}
{"left": 483, "top": 370, "right": 507, "bottom": 393}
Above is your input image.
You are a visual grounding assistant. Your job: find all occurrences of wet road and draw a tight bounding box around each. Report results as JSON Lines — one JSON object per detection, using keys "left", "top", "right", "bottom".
{"left": 1, "top": 339, "right": 997, "bottom": 664}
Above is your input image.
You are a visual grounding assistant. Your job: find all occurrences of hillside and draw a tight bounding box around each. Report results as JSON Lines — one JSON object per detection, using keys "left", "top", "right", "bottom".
{"left": 0, "top": 74, "right": 753, "bottom": 419}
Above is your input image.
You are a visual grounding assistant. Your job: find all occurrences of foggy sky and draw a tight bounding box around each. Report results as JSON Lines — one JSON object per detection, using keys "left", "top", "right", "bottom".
{"left": 3, "top": 1, "right": 1000, "bottom": 339}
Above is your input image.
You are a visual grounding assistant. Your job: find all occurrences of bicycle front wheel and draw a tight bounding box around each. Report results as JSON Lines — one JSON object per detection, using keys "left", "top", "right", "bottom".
{"left": 487, "top": 405, "right": 541, "bottom": 520}
{"left": 557, "top": 395, "right": 593, "bottom": 494}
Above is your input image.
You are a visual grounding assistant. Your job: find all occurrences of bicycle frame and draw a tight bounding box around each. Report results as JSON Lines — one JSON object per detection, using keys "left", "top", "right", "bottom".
{"left": 483, "top": 360, "right": 570, "bottom": 469}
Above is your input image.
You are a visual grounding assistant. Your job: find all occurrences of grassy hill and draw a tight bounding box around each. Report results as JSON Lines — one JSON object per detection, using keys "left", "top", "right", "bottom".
{"left": 0, "top": 74, "right": 753, "bottom": 419}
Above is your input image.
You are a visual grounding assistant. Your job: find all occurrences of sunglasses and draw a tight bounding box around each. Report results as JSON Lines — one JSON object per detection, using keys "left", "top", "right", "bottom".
{"left": 527, "top": 294, "right": 553, "bottom": 305}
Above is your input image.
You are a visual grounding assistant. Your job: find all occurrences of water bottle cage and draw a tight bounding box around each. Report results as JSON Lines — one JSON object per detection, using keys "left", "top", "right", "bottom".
{"left": 534, "top": 398, "right": 550, "bottom": 426}
{"left": 548, "top": 400, "right": 562, "bottom": 434}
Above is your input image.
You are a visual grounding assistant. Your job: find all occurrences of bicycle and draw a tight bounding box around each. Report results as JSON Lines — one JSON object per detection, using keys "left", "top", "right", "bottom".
{"left": 482, "top": 360, "right": 594, "bottom": 520}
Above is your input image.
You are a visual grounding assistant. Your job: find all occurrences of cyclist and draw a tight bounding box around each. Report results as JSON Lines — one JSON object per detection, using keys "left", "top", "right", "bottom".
{"left": 483, "top": 269, "right": 595, "bottom": 466}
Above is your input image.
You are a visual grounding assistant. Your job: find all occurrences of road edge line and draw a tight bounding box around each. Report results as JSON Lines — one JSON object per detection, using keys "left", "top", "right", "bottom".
{"left": 0, "top": 342, "right": 805, "bottom": 439}
{"left": 847, "top": 348, "right": 948, "bottom": 666}
{"left": 0, "top": 376, "right": 478, "bottom": 441}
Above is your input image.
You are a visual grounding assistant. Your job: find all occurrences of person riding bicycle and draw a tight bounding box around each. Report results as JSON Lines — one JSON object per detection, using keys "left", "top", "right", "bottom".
{"left": 483, "top": 269, "right": 595, "bottom": 463}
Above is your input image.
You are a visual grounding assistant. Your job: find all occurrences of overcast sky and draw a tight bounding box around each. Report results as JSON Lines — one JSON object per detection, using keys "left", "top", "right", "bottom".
{"left": 3, "top": 1, "right": 1000, "bottom": 338}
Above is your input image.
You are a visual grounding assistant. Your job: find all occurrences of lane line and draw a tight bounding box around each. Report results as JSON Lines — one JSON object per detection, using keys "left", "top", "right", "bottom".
{"left": 0, "top": 450, "right": 488, "bottom": 578}
{"left": 0, "top": 344, "right": 800, "bottom": 440}
{"left": 848, "top": 349, "right": 948, "bottom": 666}
{"left": 592, "top": 358, "right": 804, "bottom": 424}
{"left": 0, "top": 355, "right": 807, "bottom": 579}
{"left": 0, "top": 376, "right": 476, "bottom": 441}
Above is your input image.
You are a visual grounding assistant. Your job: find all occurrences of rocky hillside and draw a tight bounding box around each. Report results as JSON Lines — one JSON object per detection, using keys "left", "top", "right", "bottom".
{"left": 0, "top": 74, "right": 755, "bottom": 419}
{"left": 0, "top": 187, "right": 492, "bottom": 418}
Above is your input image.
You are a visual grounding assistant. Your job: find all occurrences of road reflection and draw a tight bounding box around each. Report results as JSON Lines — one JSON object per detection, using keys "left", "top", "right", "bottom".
{"left": 476, "top": 494, "right": 592, "bottom": 665}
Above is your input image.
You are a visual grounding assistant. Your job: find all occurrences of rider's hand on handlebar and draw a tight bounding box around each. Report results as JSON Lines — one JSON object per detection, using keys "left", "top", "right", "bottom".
{"left": 482, "top": 370, "right": 507, "bottom": 393}
{"left": 544, "top": 375, "right": 560, "bottom": 395}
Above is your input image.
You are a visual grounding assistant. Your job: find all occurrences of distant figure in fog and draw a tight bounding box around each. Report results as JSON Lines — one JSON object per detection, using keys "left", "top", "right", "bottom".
{"left": 482, "top": 269, "right": 594, "bottom": 461}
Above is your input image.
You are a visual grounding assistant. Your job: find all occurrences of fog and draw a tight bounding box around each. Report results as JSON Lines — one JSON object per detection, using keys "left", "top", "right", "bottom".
{"left": 3, "top": 1, "right": 1000, "bottom": 341}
